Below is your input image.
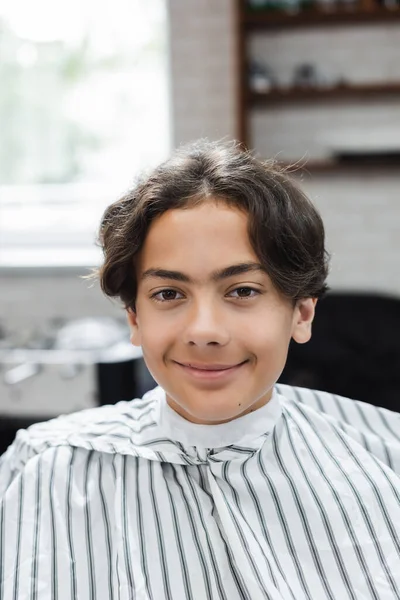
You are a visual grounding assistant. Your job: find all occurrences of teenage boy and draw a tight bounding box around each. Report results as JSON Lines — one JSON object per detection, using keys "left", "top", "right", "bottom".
{"left": 0, "top": 140, "right": 399, "bottom": 600}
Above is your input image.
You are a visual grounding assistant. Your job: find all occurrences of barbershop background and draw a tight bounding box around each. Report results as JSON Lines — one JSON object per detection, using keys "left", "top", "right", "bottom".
{"left": 1, "top": 0, "right": 400, "bottom": 453}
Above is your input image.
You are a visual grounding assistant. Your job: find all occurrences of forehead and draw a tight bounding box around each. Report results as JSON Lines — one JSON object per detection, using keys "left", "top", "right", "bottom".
{"left": 137, "top": 202, "right": 258, "bottom": 276}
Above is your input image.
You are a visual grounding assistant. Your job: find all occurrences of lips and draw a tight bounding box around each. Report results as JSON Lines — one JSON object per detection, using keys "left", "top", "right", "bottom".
{"left": 172, "top": 360, "right": 248, "bottom": 382}
{"left": 175, "top": 361, "right": 246, "bottom": 371}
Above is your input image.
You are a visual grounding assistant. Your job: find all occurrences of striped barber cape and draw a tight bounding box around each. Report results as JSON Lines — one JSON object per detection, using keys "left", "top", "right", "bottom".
{"left": 0, "top": 384, "right": 399, "bottom": 600}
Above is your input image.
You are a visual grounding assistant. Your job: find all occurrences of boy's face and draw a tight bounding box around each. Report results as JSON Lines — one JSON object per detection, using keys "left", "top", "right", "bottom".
{"left": 128, "top": 200, "right": 316, "bottom": 424}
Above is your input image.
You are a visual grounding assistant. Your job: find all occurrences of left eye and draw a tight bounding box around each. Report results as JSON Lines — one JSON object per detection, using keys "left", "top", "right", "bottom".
{"left": 152, "top": 289, "right": 184, "bottom": 302}
{"left": 228, "top": 287, "right": 259, "bottom": 299}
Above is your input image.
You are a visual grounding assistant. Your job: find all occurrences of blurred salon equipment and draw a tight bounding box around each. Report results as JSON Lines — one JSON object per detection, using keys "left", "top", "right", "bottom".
{"left": 0, "top": 317, "right": 155, "bottom": 455}
{"left": 280, "top": 292, "right": 400, "bottom": 412}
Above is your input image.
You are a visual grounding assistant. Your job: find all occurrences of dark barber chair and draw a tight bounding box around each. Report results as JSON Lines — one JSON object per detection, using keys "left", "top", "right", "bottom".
{"left": 279, "top": 292, "right": 400, "bottom": 412}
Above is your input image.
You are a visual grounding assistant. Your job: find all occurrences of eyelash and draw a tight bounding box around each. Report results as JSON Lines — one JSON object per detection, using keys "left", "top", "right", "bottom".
{"left": 150, "top": 287, "right": 261, "bottom": 303}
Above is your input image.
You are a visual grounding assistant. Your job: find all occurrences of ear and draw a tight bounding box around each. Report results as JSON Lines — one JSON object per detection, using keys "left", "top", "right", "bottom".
{"left": 291, "top": 298, "right": 317, "bottom": 344}
{"left": 126, "top": 307, "right": 142, "bottom": 347}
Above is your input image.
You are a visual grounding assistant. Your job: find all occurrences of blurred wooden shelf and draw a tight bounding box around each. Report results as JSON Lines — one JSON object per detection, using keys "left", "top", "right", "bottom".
{"left": 244, "top": 6, "right": 400, "bottom": 30}
{"left": 248, "top": 82, "right": 400, "bottom": 105}
{"left": 237, "top": 1, "right": 400, "bottom": 163}
{"left": 279, "top": 158, "right": 400, "bottom": 173}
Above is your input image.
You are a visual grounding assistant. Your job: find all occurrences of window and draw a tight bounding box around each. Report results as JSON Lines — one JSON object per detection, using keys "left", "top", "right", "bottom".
{"left": 0, "top": 0, "right": 170, "bottom": 267}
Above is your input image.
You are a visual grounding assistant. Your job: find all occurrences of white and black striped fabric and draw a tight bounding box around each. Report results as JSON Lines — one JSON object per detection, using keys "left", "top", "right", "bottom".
{"left": 0, "top": 384, "right": 399, "bottom": 600}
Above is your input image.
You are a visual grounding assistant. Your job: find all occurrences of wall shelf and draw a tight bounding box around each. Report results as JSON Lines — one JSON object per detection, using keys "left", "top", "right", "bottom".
{"left": 236, "top": 1, "right": 400, "bottom": 170}
{"left": 279, "top": 158, "right": 400, "bottom": 173}
{"left": 243, "top": 7, "right": 400, "bottom": 30}
{"left": 248, "top": 82, "right": 400, "bottom": 106}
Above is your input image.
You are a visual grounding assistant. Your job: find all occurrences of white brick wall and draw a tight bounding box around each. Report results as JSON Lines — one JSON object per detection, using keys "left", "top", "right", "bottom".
{"left": 249, "top": 26, "right": 400, "bottom": 87}
{"left": 295, "top": 172, "right": 400, "bottom": 294}
{"left": 168, "top": 0, "right": 238, "bottom": 145}
{"left": 251, "top": 101, "right": 400, "bottom": 161}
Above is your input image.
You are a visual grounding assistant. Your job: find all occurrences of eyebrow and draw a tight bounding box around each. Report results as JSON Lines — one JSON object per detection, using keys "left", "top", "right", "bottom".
{"left": 141, "top": 262, "right": 266, "bottom": 284}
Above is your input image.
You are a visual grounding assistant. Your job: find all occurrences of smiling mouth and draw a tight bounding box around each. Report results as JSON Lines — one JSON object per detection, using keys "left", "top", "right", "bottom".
{"left": 176, "top": 360, "right": 247, "bottom": 370}
{"left": 173, "top": 360, "right": 248, "bottom": 379}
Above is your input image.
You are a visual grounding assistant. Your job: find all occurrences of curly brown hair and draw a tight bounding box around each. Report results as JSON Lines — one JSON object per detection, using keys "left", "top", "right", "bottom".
{"left": 95, "top": 140, "right": 329, "bottom": 310}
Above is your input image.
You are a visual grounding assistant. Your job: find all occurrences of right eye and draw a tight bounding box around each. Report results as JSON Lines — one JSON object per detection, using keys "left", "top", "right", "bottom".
{"left": 150, "top": 289, "right": 185, "bottom": 303}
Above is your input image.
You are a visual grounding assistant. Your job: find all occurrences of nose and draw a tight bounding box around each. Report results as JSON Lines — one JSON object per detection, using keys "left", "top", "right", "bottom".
{"left": 183, "top": 299, "right": 231, "bottom": 347}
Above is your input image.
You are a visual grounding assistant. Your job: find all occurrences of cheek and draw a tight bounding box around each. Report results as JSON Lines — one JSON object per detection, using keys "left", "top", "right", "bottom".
{"left": 244, "top": 309, "right": 293, "bottom": 345}
{"left": 139, "top": 319, "right": 175, "bottom": 359}
{"left": 136, "top": 301, "right": 165, "bottom": 345}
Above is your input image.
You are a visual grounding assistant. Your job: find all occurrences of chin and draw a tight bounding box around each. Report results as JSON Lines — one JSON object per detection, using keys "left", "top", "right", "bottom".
{"left": 184, "top": 402, "right": 247, "bottom": 425}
